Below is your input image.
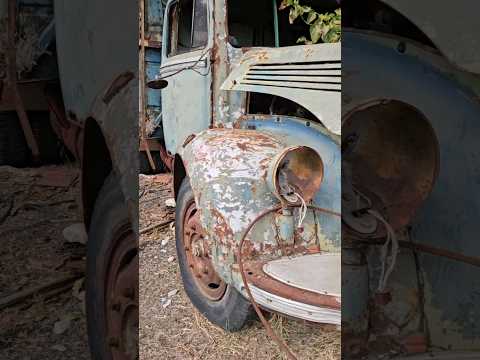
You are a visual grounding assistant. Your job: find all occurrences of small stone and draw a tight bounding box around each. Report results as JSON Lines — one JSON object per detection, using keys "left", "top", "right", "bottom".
{"left": 53, "top": 316, "right": 72, "bottom": 335}
{"left": 51, "top": 345, "right": 66, "bottom": 352}
{"left": 167, "top": 256, "right": 175, "bottom": 263}
{"left": 162, "top": 299, "right": 172, "bottom": 308}
{"left": 72, "top": 278, "right": 85, "bottom": 301}
{"left": 161, "top": 238, "right": 169, "bottom": 247}
{"left": 165, "top": 198, "right": 176, "bottom": 208}
{"left": 167, "top": 289, "right": 178, "bottom": 298}
{"left": 62, "top": 223, "right": 87, "bottom": 245}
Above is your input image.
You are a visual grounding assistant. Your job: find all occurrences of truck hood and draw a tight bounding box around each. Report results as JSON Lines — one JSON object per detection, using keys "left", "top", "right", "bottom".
{"left": 221, "top": 43, "right": 341, "bottom": 135}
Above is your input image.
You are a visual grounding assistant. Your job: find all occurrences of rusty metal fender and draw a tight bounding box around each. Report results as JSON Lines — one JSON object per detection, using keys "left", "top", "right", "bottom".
{"left": 88, "top": 74, "right": 139, "bottom": 233}
{"left": 179, "top": 117, "right": 340, "bottom": 291}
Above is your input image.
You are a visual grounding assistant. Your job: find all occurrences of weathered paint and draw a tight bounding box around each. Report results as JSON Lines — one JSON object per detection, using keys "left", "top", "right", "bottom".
{"left": 54, "top": 0, "right": 139, "bottom": 230}
{"left": 160, "top": 0, "right": 213, "bottom": 154}
{"left": 380, "top": 0, "right": 480, "bottom": 74}
{"left": 222, "top": 43, "right": 341, "bottom": 135}
{"left": 180, "top": 119, "right": 340, "bottom": 295}
{"left": 145, "top": 48, "right": 162, "bottom": 135}
{"left": 159, "top": 0, "right": 341, "bottom": 325}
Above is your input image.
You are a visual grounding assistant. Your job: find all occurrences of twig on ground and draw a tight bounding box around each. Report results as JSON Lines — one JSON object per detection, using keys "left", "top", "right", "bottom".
{"left": 0, "top": 273, "right": 84, "bottom": 310}
{"left": 139, "top": 219, "right": 174, "bottom": 235}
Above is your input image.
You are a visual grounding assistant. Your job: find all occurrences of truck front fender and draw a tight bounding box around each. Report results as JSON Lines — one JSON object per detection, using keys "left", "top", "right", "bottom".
{"left": 179, "top": 124, "right": 340, "bottom": 286}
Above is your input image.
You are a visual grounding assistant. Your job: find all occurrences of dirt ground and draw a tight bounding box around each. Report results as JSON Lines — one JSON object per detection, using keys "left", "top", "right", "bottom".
{"left": 139, "top": 174, "right": 340, "bottom": 360}
{"left": 0, "top": 165, "right": 89, "bottom": 360}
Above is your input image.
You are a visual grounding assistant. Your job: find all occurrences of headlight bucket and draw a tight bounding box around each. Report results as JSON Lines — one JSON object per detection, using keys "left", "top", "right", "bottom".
{"left": 267, "top": 146, "right": 324, "bottom": 205}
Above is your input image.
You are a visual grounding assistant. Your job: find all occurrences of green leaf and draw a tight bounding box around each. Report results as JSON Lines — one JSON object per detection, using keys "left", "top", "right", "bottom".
{"left": 289, "top": 5, "right": 304, "bottom": 24}
{"left": 281, "top": 2, "right": 341, "bottom": 44}
{"left": 310, "top": 20, "right": 322, "bottom": 44}
{"left": 297, "top": 36, "right": 308, "bottom": 44}
{"left": 305, "top": 11, "right": 317, "bottom": 24}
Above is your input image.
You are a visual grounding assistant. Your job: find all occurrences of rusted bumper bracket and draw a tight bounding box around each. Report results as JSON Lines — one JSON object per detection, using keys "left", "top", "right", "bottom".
{"left": 241, "top": 259, "right": 341, "bottom": 325}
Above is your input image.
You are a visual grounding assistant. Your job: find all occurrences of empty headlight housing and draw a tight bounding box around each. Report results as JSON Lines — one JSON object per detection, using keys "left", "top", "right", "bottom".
{"left": 267, "top": 146, "right": 324, "bottom": 206}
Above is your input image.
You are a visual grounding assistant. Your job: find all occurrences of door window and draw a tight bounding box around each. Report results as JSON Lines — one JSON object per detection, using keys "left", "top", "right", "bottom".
{"left": 167, "top": 0, "right": 208, "bottom": 57}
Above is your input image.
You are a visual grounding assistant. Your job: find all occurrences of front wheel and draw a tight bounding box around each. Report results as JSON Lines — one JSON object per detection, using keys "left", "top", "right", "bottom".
{"left": 176, "top": 176, "right": 255, "bottom": 331}
{"left": 86, "top": 173, "right": 138, "bottom": 360}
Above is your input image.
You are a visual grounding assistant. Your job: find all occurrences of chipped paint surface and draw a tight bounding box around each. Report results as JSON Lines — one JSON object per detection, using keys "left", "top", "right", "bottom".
{"left": 221, "top": 43, "right": 341, "bottom": 135}
{"left": 159, "top": 0, "right": 341, "bottom": 322}
{"left": 180, "top": 119, "right": 340, "bottom": 291}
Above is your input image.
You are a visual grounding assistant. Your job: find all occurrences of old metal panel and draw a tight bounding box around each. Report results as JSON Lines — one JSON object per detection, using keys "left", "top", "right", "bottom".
{"left": 248, "top": 284, "right": 341, "bottom": 325}
{"left": 180, "top": 117, "right": 340, "bottom": 288}
{"left": 54, "top": 0, "right": 139, "bottom": 228}
{"left": 221, "top": 43, "right": 341, "bottom": 135}
{"left": 160, "top": 0, "right": 213, "bottom": 154}
{"left": 145, "top": 0, "right": 166, "bottom": 42}
{"left": 343, "top": 30, "right": 480, "bottom": 347}
{"left": 54, "top": 0, "right": 137, "bottom": 122}
{"left": 237, "top": 116, "right": 341, "bottom": 246}
{"left": 145, "top": 49, "right": 162, "bottom": 108}
{"left": 237, "top": 79, "right": 340, "bottom": 91}
{"left": 381, "top": 0, "right": 480, "bottom": 74}
{"left": 264, "top": 253, "right": 340, "bottom": 296}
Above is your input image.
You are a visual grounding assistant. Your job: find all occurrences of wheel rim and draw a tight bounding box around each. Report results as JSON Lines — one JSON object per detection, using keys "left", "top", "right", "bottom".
{"left": 105, "top": 225, "right": 138, "bottom": 360}
{"left": 183, "top": 200, "right": 226, "bottom": 301}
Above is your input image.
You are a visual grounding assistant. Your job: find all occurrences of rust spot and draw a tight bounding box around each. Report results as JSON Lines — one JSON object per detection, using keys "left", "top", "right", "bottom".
{"left": 182, "top": 134, "right": 196, "bottom": 148}
{"left": 103, "top": 71, "right": 134, "bottom": 104}
{"left": 211, "top": 208, "right": 234, "bottom": 240}
{"left": 243, "top": 260, "right": 340, "bottom": 309}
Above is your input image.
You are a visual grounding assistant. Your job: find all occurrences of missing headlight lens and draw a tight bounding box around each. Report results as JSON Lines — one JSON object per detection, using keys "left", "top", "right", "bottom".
{"left": 268, "top": 146, "right": 324, "bottom": 205}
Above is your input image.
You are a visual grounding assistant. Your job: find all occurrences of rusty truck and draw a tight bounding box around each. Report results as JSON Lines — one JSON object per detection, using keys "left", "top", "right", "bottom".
{"left": 148, "top": 0, "right": 342, "bottom": 338}
{"left": 150, "top": 0, "right": 480, "bottom": 359}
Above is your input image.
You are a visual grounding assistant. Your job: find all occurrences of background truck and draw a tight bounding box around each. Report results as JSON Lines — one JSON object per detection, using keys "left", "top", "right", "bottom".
{"left": 342, "top": 0, "right": 480, "bottom": 358}
{"left": 1, "top": 0, "right": 138, "bottom": 359}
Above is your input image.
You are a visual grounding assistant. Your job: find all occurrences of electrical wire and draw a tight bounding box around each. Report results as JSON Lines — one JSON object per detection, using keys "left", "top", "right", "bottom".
{"left": 156, "top": 48, "right": 212, "bottom": 82}
{"left": 367, "top": 209, "right": 398, "bottom": 293}
{"left": 237, "top": 204, "right": 340, "bottom": 360}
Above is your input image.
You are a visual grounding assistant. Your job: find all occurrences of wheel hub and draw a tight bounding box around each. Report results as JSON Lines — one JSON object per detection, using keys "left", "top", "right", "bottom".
{"left": 183, "top": 201, "right": 226, "bottom": 301}
{"left": 105, "top": 229, "right": 138, "bottom": 360}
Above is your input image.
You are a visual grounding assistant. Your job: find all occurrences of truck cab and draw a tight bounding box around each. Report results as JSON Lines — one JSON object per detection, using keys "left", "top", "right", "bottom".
{"left": 155, "top": 0, "right": 342, "bottom": 331}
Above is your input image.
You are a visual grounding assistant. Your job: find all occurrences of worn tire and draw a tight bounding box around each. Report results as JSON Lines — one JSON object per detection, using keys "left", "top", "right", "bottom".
{"left": 86, "top": 173, "right": 138, "bottom": 360}
{"left": 176, "top": 176, "right": 255, "bottom": 331}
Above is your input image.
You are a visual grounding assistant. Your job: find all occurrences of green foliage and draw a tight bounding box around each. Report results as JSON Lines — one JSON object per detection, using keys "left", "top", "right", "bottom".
{"left": 279, "top": 0, "right": 341, "bottom": 44}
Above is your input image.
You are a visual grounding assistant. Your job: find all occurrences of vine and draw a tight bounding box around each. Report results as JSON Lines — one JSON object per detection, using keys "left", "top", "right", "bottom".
{"left": 279, "top": 0, "right": 341, "bottom": 44}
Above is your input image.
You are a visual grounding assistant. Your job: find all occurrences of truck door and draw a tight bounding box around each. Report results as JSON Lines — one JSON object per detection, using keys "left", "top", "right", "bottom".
{"left": 160, "top": 0, "right": 211, "bottom": 154}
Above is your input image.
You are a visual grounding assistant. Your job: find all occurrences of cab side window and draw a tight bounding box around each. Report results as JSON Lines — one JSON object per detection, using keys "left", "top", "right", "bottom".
{"left": 167, "top": 0, "right": 208, "bottom": 57}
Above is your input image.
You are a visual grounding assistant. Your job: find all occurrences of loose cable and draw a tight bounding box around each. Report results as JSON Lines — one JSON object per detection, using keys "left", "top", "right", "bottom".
{"left": 237, "top": 204, "right": 340, "bottom": 360}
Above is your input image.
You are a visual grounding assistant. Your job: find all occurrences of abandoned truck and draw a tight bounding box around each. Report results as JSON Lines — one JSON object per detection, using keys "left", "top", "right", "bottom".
{"left": 342, "top": 0, "right": 480, "bottom": 359}
{"left": 3, "top": 0, "right": 139, "bottom": 359}
{"left": 148, "top": 0, "right": 342, "bottom": 331}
